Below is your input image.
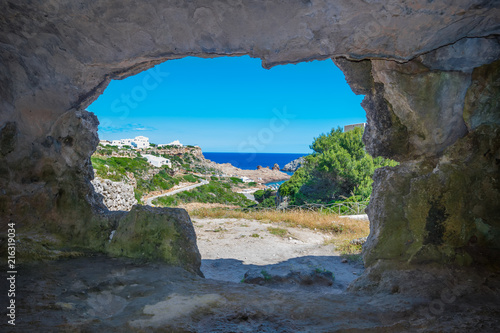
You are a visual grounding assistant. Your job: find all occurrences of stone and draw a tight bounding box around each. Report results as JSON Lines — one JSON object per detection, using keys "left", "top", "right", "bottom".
{"left": 272, "top": 163, "right": 280, "bottom": 171}
{"left": 108, "top": 205, "right": 203, "bottom": 276}
{"left": 282, "top": 157, "right": 305, "bottom": 172}
{"left": 350, "top": 237, "right": 367, "bottom": 246}
{"left": 1, "top": 0, "right": 499, "bottom": 293}
{"left": 91, "top": 176, "right": 137, "bottom": 211}
{"left": 243, "top": 268, "right": 334, "bottom": 287}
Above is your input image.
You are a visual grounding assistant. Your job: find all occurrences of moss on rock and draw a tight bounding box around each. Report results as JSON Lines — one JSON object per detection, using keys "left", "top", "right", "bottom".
{"left": 107, "top": 205, "right": 202, "bottom": 276}
{"left": 364, "top": 125, "right": 500, "bottom": 268}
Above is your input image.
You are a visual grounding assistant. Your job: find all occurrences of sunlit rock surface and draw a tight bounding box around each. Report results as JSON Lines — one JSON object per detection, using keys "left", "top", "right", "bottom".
{"left": 91, "top": 177, "right": 137, "bottom": 211}
{"left": 0, "top": 0, "right": 499, "bottom": 293}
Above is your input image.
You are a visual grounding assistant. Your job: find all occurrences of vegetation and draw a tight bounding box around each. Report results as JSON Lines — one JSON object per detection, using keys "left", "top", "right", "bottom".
{"left": 91, "top": 143, "right": 370, "bottom": 258}
{"left": 230, "top": 177, "right": 244, "bottom": 184}
{"left": 92, "top": 156, "right": 151, "bottom": 182}
{"left": 183, "top": 174, "right": 198, "bottom": 183}
{"left": 267, "top": 226, "right": 288, "bottom": 238}
{"left": 153, "top": 180, "right": 255, "bottom": 207}
{"left": 253, "top": 189, "right": 273, "bottom": 203}
{"left": 187, "top": 207, "right": 368, "bottom": 235}
{"left": 91, "top": 156, "right": 184, "bottom": 201}
{"left": 253, "top": 189, "right": 277, "bottom": 208}
{"left": 187, "top": 207, "right": 369, "bottom": 257}
{"left": 279, "top": 127, "right": 397, "bottom": 205}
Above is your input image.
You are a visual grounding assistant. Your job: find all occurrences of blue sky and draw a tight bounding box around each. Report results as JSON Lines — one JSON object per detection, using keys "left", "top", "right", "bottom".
{"left": 88, "top": 56, "right": 366, "bottom": 153}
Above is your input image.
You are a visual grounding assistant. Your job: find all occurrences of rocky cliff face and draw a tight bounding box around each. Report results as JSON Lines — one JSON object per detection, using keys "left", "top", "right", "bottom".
{"left": 1, "top": 0, "right": 499, "bottom": 287}
{"left": 91, "top": 177, "right": 137, "bottom": 211}
{"left": 282, "top": 157, "right": 305, "bottom": 172}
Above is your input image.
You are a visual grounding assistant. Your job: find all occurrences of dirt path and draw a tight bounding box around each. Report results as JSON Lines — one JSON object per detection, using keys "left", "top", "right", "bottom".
{"left": 146, "top": 179, "right": 209, "bottom": 205}
{"left": 192, "top": 217, "right": 364, "bottom": 294}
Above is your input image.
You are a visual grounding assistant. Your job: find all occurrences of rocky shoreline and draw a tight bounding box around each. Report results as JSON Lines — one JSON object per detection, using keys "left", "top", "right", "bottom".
{"left": 282, "top": 156, "right": 305, "bottom": 172}
{"left": 201, "top": 160, "right": 291, "bottom": 184}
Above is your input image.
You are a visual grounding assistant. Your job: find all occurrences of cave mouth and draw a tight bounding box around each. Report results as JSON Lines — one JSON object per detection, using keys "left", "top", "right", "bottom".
{"left": 87, "top": 55, "right": 369, "bottom": 291}
{"left": 87, "top": 55, "right": 366, "bottom": 154}
{"left": 2, "top": 0, "right": 500, "bottom": 329}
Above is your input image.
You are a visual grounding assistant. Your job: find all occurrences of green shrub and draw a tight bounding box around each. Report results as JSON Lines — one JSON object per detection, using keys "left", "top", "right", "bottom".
{"left": 230, "top": 177, "right": 243, "bottom": 184}
{"left": 183, "top": 174, "right": 198, "bottom": 183}
{"left": 254, "top": 189, "right": 274, "bottom": 203}
{"left": 91, "top": 156, "right": 150, "bottom": 182}
{"left": 153, "top": 180, "right": 254, "bottom": 207}
{"left": 258, "top": 197, "right": 276, "bottom": 208}
{"left": 267, "top": 227, "right": 288, "bottom": 237}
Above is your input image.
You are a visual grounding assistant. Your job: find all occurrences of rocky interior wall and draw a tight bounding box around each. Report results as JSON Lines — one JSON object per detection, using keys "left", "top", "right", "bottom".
{"left": 91, "top": 177, "right": 138, "bottom": 211}
{"left": 1, "top": 0, "right": 499, "bottom": 282}
{"left": 335, "top": 39, "right": 500, "bottom": 277}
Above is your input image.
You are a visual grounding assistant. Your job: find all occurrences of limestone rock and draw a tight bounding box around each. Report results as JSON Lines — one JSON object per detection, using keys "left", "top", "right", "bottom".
{"left": 108, "top": 205, "right": 203, "bottom": 276}
{"left": 91, "top": 176, "right": 137, "bottom": 211}
{"left": 282, "top": 157, "right": 305, "bottom": 172}
{"left": 363, "top": 125, "right": 500, "bottom": 268}
{"left": 243, "top": 268, "right": 334, "bottom": 287}
{"left": 1, "top": 0, "right": 500, "bottom": 291}
{"left": 272, "top": 163, "right": 280, "bottom": 171}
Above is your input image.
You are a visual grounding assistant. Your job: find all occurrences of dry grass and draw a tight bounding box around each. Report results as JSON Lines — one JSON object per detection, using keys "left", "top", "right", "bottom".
{"left": 187, "top": 207, "right": 370, "bottom": 256}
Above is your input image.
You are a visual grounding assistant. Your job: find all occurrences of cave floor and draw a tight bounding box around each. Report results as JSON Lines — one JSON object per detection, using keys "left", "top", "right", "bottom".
{"left": 2, "top": 255, "right": 500, "bottom": 332}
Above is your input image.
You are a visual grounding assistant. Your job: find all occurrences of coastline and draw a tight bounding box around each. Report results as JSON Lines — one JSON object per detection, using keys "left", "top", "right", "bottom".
{"left": 203, "top": 160, "right": 291, "bottom": 184}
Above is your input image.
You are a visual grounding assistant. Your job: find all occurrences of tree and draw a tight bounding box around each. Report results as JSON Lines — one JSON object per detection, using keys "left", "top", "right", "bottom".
{"left": 279, "top": 127, "right": 397, "bottom": 204}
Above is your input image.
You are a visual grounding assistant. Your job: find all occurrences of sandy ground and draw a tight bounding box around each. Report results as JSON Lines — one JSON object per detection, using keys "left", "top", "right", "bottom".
{"left": 192, "top": 217, "right": 364, "bottom": 294}
{"left": 7, "top": 217, "right": 500, "bottom": 331}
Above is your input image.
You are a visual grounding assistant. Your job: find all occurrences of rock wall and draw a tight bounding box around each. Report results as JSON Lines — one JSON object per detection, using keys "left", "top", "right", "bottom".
{"left": 282, "top": 157, "right": 305, "bottom": 172}
{"left": 334, "top": 42, "right": 500, "bottom": 284}
{"left": 1, "top": 0, "right": 499, "bottom": 284}
{"left": 91, "top": 177, "right": 137, "bottom": 211}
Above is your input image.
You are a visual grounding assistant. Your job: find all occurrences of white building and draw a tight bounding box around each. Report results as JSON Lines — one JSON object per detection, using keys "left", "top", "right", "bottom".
{"left": 168, "top": 140, "right": 183, "bottom": 147}
{"left": 132, "top": 136, "right": 149, "bottom": 149}
{"left": 344, "top": 123, "right": 366, "bottom": 132}
{"left": 142, "top": 154, "right": 172, "bottom": 168}
{"left": 99, "top": 140, "right": 111, "bottom": 146}
{"left": 240, "top": 177, "right": 254, "bottom": 183}
{"left": 110, "top": 136, "right": 150, "bottom": 149}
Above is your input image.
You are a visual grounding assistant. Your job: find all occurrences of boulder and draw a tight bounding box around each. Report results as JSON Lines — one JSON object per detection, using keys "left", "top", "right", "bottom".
{"left": 243, "top": 268, "right": 334, "bottom": 287}
{"left": 108, "top": 205, "right": 203, "bottom": 276}
{"left": 282, "top": 157, "right": 305, "bottom": 172}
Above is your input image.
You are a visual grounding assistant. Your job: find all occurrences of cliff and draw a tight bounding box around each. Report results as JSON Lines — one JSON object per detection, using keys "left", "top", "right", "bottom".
{"left": 282, "top": 157, "right": 305, "bottom": 172}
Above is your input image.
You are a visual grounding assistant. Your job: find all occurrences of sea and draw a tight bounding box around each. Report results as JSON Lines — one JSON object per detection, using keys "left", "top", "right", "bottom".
{"left": 203, "top": 152, "right": 304, "bottom": 184}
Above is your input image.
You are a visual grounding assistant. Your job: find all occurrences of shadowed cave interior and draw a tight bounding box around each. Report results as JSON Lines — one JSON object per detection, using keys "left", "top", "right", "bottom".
{"left": 1, "top": 1, "right": 500, "bottom": 331}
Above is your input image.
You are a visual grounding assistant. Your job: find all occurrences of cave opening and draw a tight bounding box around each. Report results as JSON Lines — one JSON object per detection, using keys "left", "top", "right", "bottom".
{"left": 87, "top": 55, "right": 369, "bottom": 290}
{"left": 3, "top": 1, "right": 500, "bottom": 330}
